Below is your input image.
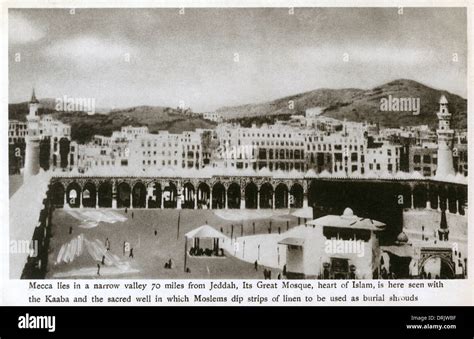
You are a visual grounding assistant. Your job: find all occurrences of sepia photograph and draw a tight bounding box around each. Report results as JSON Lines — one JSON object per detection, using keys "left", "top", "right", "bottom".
{"left": 8, "top": 7, "right": 467, "bottom": 282}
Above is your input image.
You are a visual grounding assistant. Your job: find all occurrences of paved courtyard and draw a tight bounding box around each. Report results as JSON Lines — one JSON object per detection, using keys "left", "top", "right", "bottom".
{"left": 46, "top": 208, "right": 296, "bottom": 279}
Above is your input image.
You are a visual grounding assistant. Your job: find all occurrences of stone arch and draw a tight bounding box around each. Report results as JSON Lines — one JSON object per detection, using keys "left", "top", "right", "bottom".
{"left": 82, "top": 181, "right": 97, "bottom": 208}
{"left": 275, "top": 183, "right": 289, "bottom": 209}
{"left": 419, "top": 255, "right": 455, "bottom": 279}
{"left": 438, "top": 186, "right": 448, "bottom": 211}
{"left": 147, "top": 182, "right": 161, "bottom": 209}
{"left": 290, "top": 183, "right": 304, "bottom": 208}
{"left": 227, "top": 182, "right": 241, "bottom": 209}
{"left": 413, "top": 184, "right": 428, "bottom": 209}
{"left": 447, "top": 185, "right": 457, "bottom": 214}
{"left": 457, "top": 186, "right": 466, "bottom": 215}
{"left": 117, "top": 182, "right": 131, "bottom": 208}
{"left": 182, "top": 182, "right": 196, "bottom": 209}
{"left": 428, "top": 184, "right": 439, "bottom": 210}
{"left": 98, "top": 181, "right": 113, "bottom": 208}
{"left": 197, "top": 182, "right": 211, "bottom": 209}
{"left": 132, "top": 182, "right": 147, "bottom": 208}
{"left": 259, "top": 182, "right": 273, "bottom": 209}
{"left": 212, "top": 182, "right": 226, "bottom": 209}
{"left": 163, "top": 181, "right": 177, "bottom": 208}
{"left": 66, "top": 182, "right": 81, "bottom": 208}
{"left": 50, "top": 182, "right": 65, "bottom": 207}
{"left": 245, "top": 182, "right": 258, "bottom": 209}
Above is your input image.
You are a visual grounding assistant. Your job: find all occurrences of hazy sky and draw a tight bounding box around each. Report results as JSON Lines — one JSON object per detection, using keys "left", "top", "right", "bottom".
{"left": 9, "top": 8, "right": 467, "bottom": 111}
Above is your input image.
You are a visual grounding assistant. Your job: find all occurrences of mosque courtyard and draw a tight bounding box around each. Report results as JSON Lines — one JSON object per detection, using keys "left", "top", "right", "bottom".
{"left": 44, "top": 204, "right": 467, "bottom": 279}
{"left": 46, "top": 208, "right": 296, "bottom": 279}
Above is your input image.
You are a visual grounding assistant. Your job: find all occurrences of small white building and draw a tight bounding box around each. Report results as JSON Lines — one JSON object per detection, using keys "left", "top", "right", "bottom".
{"left": 279, "top": 208, "right": 386, "bottom": 279}
{"left": 203, "top": 112, "right": 222, "bottom": 123}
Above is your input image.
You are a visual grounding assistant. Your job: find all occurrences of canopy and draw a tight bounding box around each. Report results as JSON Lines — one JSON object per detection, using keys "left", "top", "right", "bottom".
{"left": 307, "top": 208, "right": 385, "bottom": 231}
{"left": 278, "top": 237, "right": 305, "bottom": 247}
{"left": 185, "top": 225, "right": 226, "bottom": 239}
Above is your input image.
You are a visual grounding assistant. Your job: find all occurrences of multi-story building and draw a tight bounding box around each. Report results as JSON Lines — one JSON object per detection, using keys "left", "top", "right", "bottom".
{"left": 216, "top": 122, "right": 306, "bottom": 171}
{"left": 409, "top": 143, "right": 438, "bottom": 176}
{"left": 63, "top": 96, "right": 467, "bottom": 180}
{"left": 304, "top": 123, "right": 369, "bottom": 175}
{"left": 8, "top": 120, "right": 28, "bottom": 144}
{"left": 366, "top": 141, "right": 401, "bottom": 174}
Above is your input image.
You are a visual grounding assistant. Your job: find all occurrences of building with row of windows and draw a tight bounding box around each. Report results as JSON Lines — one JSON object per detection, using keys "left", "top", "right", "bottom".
{"left": 50, "top": 96, "right": 467, "bottom": 180}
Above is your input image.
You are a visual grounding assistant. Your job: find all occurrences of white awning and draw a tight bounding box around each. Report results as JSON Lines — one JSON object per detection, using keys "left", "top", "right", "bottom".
{"left": 185, "top": 225, "right": 226, "bottom": 239}
{"left": 278, "top": 237, "right": 305, "bottom": 247}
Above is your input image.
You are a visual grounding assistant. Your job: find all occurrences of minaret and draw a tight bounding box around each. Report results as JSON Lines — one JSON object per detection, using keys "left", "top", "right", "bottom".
{"left": 436, "top": 95, "right": 455, "bottom": 177}
{"left": 24, "top": 89, "right": 41, "bottom": 178}
{"left": 438, "top": 209, "right": 449, "bottom": 241}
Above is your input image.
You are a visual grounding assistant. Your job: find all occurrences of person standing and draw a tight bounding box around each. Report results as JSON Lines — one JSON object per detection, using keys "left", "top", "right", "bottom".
{"left": 97, "top": 263, "right": 100, "bottom": 276}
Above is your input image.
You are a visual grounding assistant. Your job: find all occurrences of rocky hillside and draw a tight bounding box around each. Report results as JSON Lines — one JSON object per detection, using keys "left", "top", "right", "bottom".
{"left": 217, "top": 79, "right": 467, "bottom": 129}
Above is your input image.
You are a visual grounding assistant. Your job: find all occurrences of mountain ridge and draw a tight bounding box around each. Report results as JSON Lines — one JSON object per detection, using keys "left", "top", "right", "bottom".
{"left": 216, "top": 79, "right": 467, "bottom": 129}
{"left": 9, "top": 79, "right": 467, "bottom": 144}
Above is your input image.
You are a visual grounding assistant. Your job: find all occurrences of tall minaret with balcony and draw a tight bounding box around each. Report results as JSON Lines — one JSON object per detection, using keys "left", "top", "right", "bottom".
{"left": 436, "top": 95, "right": 455, "bottom": 177}
{"left": 24, "top": 89, "right": 41, "bottom": 178}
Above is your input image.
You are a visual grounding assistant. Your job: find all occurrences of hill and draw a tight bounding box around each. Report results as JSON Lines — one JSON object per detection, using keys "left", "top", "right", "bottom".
{"left": 8, "top": 103, "right": 217, "bottom": 144}
{"left": 217, "top": 79, "right": 467, "bottom": 129}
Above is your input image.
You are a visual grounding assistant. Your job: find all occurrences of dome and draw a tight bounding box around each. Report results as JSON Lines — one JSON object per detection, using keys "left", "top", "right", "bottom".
{"left": 396, "top": 232, "right": 409, "bottom": 244}
{"left": 342, "top": 207, "right": 354, "bottom": 217}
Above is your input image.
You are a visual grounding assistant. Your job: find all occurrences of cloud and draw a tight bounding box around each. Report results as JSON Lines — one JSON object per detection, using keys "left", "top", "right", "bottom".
{"left": 290, "top": 45, "right": 429, "bottom": 67}
{"left": 9, "top": 12, "right": 45, "bottom": 44}
{"left": 43, "top": 36, "right": 135, "bottom": 65}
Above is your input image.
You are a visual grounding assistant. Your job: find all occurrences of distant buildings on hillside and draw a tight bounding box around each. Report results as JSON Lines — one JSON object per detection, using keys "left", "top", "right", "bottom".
{"left": 10, "top": 92, "right": 467, "bottom": 180}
